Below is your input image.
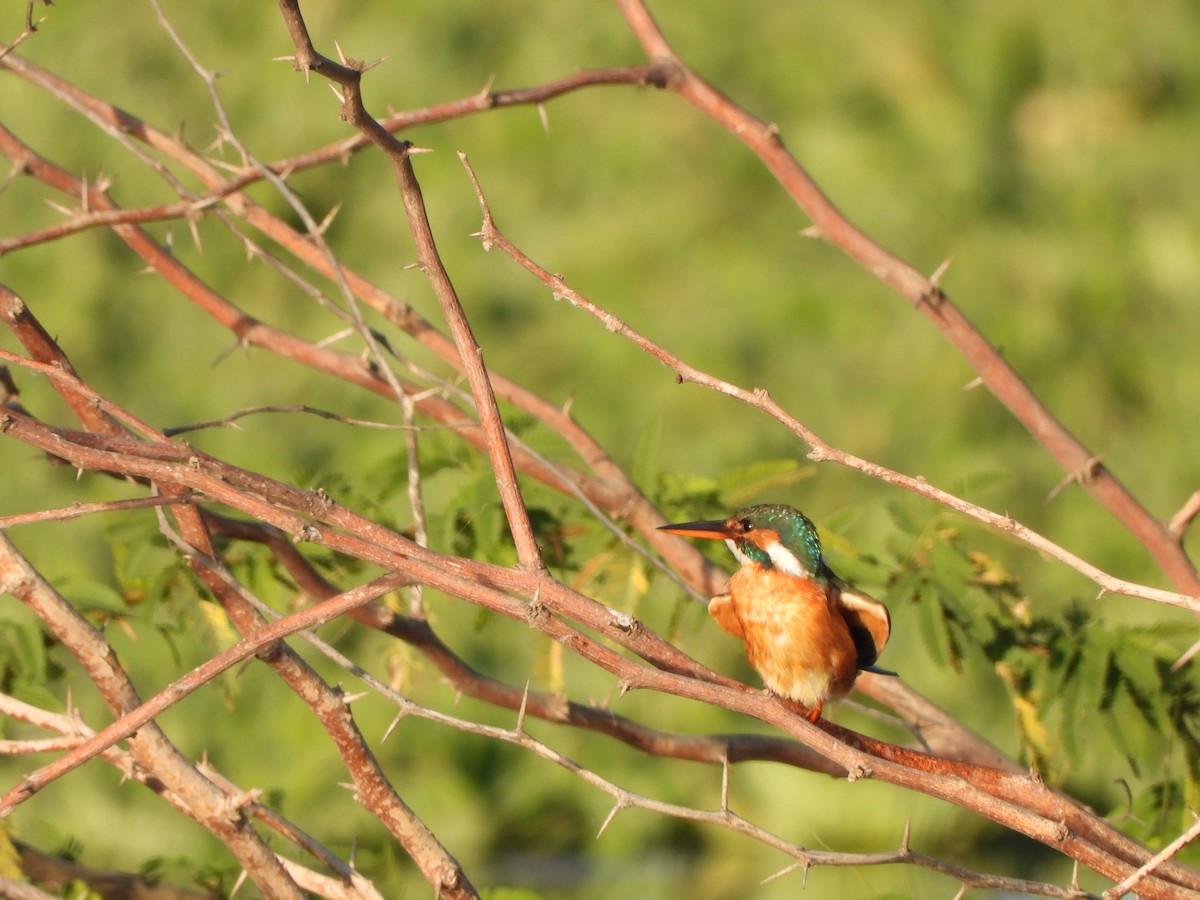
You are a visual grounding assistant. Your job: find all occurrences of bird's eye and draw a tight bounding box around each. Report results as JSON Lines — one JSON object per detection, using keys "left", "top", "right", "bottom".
{"left": 740, "top": 518, "right": 754, "bottom": 532}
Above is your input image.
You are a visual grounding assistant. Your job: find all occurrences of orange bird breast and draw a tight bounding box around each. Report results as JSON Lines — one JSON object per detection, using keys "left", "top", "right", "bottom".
{"left": 709, "top": 565, "right": 859, "bottom": 710}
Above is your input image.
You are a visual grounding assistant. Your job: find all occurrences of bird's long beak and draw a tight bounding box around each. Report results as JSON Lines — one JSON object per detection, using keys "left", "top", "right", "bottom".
{"left": 657, "top": 519, "right": 734, "bottom": 541}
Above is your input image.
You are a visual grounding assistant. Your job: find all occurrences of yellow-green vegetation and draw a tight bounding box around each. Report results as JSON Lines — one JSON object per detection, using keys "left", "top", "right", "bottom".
{"left": 1, "top": 1, "right": 1199, "bottom": 897}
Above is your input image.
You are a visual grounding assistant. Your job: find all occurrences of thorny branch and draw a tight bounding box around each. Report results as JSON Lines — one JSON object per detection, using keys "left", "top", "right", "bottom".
{"left": 1, "top": 275, "right": 1195, "bottom": 897}
{"left": 0, "top": 1, "right": 1197, "bottom": 897}
{"left": 612, "top": 0, "right": 1200, "bottom": 599}
{"left": 459, "top": 159, "right": 1199, "bottom": 615}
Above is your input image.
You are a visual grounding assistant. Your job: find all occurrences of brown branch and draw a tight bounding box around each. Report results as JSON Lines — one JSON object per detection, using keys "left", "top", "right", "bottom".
{"left": 611, "top": 0, "right": 1200, "bottom": 597}
{"left": 1, "top": 283, "right": 477, "bottom": 899}
{"left": 3, "top": 86, "right": 1188, "bottom": 884}
{"left": 459, "top": 161, "right": 1200, "bottom": 613}
{"left": 249, "top": 577, "right": 1093, "bottom": 900}
{"left": 0, "top": 52, "right": 709, "bottom": 592}
{"left": 1169, "top": 490, "right": 1200, "bottom": 541}
{"left": 0, "top": 492, "right": 200, "bottom": 530}
{"left": 0, "top": 690, "right": 379, "bottom": 898}
{"left": 0, "top": 188, "right": 237, "bottom": 257}
{"left": 204, "top": 511, "right": 846, "bottom": 777}
{"left": 14, "top": 840, "right": 209, "bottom": 900}
{"left": 0, "top": 568, "right": 404, "bottom": 808}
{"left": 1105, "top": 815, "right": 1200, "bottom": 900}
{"left": 0, "top": 533, "right": 306, "bottom": 899}
{"left": 2, "top": 410, "right": 1196, "bottom": 897}
{"left": 2, "top": 12, "right": 1195, "bottom": 892}
{"left": 274, "top": 0, "right": 543, "bottom": 572}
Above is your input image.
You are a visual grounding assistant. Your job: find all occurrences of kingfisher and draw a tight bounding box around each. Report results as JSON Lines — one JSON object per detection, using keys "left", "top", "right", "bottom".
{"left": 659, "top": 503, "right": 893, "bottom": 721}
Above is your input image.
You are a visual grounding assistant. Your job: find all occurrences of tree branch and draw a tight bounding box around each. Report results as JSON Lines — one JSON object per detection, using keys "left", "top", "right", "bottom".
{"left": 611, "top": 0, "right": 1200, "bottom": 597}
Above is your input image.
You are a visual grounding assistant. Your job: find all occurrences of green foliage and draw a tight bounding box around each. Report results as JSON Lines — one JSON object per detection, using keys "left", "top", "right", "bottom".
{"left": 0, "top": 619, "right": 57, "bottom": 708}
{"left": 884, "top": 507, "right": 1200, "bottom": 841}
{"left": 2, "top": 0, "right": 1199, "bottom": 896}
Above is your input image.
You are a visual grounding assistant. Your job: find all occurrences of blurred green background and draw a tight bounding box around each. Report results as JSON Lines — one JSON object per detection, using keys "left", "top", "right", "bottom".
{"left": 2, "top": 1, "right": 1199, "bottom": 896}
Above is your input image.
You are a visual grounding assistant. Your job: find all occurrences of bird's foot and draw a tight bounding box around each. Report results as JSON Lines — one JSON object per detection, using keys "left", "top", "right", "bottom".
{"left": 774, "top": 693, "right": 823, "bottom": 723}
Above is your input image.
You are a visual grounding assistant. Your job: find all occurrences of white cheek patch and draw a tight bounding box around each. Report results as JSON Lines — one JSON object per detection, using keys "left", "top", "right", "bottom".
{"left": 764, "top": 541, "right": 808, "bottom": 577}
{"left": 726, "top": 539, "right": 753, "bottom": 566}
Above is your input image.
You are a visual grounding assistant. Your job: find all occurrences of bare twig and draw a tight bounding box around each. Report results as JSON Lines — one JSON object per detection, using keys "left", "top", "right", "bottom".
{"left": 611, "top": 0, "right": 1200, "bottom": 598}
{"left": 458, "top": 159, "right": 1199, "bottom": 614}
{"left": 0, "top": 568, "right": 406, "bottom": 809}
{"left": 161, "top": 404, "right": 464, "bottom": 437}
{"left": 1104, "top": 815, "right": 1200, "bottom": 899}
{"left": 3, "top": 406, "right": 1196, "bottom": 897}
{"left": 0, "top": 492, "right": 199, "bottom": 530}
{"left": 2, "top": 4, "right": 1197, "bottom": 895}
{"left": 0, "top": 533, "right": 307, "bottom": 898}
{"left": 1168, "top": 490, "right": 1200, "bottom": 541}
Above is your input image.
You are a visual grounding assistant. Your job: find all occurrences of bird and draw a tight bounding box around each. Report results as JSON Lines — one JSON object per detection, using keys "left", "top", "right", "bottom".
{"left": 658, "top": 503, "right": 893, "bottom": 721}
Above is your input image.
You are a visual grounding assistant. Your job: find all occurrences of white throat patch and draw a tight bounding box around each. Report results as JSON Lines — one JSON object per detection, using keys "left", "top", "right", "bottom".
{"left": 727, "top": 537, "right": 810, "bottom": 576}
{"left": 726, "top": 539, "right": 753, "bottom": 566}
{"left": 763, "top": 540, "right": 808, "bottom": 577}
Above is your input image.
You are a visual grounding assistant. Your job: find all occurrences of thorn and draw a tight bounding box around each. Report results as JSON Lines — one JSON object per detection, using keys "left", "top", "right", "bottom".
{"left": 800, "top": 225, "right": 823, "bottom": 240}
{"left": 206, "top": 157, "right": 244, "bottom": 176}
{"left": 341, "top": 691, "right": 369, "bottom": 705}
{"left": 1047, "top": 454, "right": 1104, "bottom": 503}
{"left": 407, "top": 145, "right": 435, "bottom": 155}
{"left": 596, "top": 800, "right": 623, "bottom": 838}
{"left": 930, "top": 256, "right": 954, "bottom": 287}
{"left": 900, "top": 816, "right": 911, "bottom": 852}
{"left": 334, "top": 39, "right": 348, "bottom": 66}
{"left": 537, "top": 103, "right": 549, "bottom": 133}
{"left": 327, "top": 83, "right": 342, "bottom": 102}
{"left": 761, "top": 861, "right": 803, "bottom": 885}
{"left": 476, "top": 73, "right": 497, "bottom": 102}
{"left": 960, "top": 376, "right": 983, "bottom": 392}
{"left": 720, "top": 751, "right": 731, "bottom": 813}
{"left": 316, "top": 327, "right": 354, "bottom": 348}
{"left": 1172, "top": 639, "right": 1200, "bottom": 672}
{"left": 229, "top": 868, "right": 249, "bottom": 898}
{"left": 382, "top": 707, "right": 407, "bottom": 742}
{"left": 515, "top": 680, "right": 531, "bottom": 736}
{"left": 314, "top": 202, "right": 342, "bottom": 238}
{"left": 187, "top": 218, "right": 202, "bottom": 255}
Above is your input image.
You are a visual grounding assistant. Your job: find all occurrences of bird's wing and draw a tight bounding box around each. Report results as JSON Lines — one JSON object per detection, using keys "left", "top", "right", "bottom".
{"left": 707, "top": 593, "right": 745, "bottom": 639}
{"left": 832, "top": 582, "right": 892, "bottom": 672}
